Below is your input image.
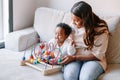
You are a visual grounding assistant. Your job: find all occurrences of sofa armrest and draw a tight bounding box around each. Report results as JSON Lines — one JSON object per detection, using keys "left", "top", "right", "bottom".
{"left": 5, "top": 27, "right": 39, "bottom": 51}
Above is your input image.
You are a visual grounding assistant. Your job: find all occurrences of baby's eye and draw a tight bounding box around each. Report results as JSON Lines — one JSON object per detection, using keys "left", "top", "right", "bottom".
{"left": 58, "top": 35, "right": 62, "bottom": 37}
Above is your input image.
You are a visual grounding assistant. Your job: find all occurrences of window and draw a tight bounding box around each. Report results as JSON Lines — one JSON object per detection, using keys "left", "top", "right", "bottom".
{"left": 0, "top": 0, "right": 3, "bottom": 41}
{"left": 0, "top": 0, "right": 13, "bottom": 48}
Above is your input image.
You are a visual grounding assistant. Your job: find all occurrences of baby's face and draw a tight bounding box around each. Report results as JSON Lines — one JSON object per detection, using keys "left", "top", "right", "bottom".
{"left": 55, "top": 27, "right": 67, "bottom": 44}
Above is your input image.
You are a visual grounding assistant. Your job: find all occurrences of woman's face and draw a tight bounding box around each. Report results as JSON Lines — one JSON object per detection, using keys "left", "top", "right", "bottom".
{"left": 71, "top": 13, "right": 83, "bottom": 29}
{"left": 55, "top": 27, "right": 67, "bottom": 44}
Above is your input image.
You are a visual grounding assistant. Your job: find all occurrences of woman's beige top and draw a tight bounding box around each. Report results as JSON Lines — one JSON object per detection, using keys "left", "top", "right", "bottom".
{"left": 70, "top": 24, "right": 109, "bottom": 71}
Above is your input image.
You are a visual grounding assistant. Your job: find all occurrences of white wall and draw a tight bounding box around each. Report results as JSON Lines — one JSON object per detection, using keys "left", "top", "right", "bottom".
{"left": 13, "top": 0, "right": 36, "bottom": 31}
{"left": 35, "top": 0, "right": 120, "bottom": 16}
{"left": 13, "top": 0, "right": 120, "bottom": 31}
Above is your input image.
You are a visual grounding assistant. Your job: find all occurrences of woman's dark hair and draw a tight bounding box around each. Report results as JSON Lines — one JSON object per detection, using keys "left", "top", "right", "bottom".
{"left": 56, "top": 23, "right": 72, "bottom": 37}
{"left": 71, "top": 1, "right": 109, "bottom": 50}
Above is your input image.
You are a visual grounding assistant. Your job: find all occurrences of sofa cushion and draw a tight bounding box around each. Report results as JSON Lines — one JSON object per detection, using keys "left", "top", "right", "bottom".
{"left": 34, "top": 7, "right": 65, "bottom": 42}
{"left": 103, "top": 16, "right": 120, "bottom": 64}
{"left": 98, "top": 64, "right": 120, "bottom": 80}
{"left": 62, "top": 12, "right": 72, "bottom": 24}
{"left": 0, "top": 49, "right": 63, "bottom": 80}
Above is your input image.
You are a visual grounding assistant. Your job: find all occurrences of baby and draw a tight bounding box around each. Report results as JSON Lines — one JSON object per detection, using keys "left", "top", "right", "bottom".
{"left": 48, "top": 23, "right": 76, "bottom": 64}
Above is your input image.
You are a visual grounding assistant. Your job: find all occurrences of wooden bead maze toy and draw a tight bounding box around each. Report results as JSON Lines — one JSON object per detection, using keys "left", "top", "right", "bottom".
{"left": 21, "top": 41, "right": 62, "bottom": 76}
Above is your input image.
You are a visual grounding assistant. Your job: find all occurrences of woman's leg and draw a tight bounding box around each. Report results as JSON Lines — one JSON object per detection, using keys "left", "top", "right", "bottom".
{"left": 63, "top": 61, "right": 82, "bottom": 80}
{"left": 79, "top": 61, "right": 104, "bottom": 80}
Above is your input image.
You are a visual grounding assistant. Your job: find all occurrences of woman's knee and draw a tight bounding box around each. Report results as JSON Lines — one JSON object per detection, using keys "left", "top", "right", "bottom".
{"left": 64, "top": 71, "right": 78, "bottom": 80}
{"left": 79, "top": 61, "right": 104, "bottom": 80}
{"left": 63, "top": 61, "right": 82, "bottom": 80}
{"left": 80, "top": 74, "right": 95, "bottom": 80}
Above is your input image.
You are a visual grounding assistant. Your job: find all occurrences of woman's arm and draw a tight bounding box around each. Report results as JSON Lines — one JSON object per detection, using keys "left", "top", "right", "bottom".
{"left": 60, "top": 53, "right": 99, "bottom": 65}
{"left": 75, "top": 53, "right": 99, "bottom": 61}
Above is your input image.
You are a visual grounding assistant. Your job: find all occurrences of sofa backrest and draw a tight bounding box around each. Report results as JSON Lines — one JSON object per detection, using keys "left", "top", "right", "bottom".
{"left": 34, "top": 7, "right": 120, "bottom": 64}
{"left": 34, "top": 7, "right": 65, "bottom": 42}
{"left": 104, "top": 16, "right": 120, "bottom": 64}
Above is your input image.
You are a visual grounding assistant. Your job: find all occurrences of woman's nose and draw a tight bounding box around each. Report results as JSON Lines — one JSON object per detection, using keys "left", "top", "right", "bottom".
{"left": 72, "top": 20, "right": 75, "bottom": 24}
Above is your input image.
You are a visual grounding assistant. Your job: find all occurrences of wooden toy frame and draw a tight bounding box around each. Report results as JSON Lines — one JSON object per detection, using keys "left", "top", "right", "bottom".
{"left": 21, "top": 60, "right": 62, "bottom": 76}
{"left": 21, "top": 40, "right": 62, "bottom": 76}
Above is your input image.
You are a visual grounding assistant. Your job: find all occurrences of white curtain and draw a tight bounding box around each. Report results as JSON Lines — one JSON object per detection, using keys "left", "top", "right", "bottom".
{"left": 0, "top": 0, "right": 9, "bottom": 42}
{"left": 0, "top": 0, "right": 3, "bottom": 40}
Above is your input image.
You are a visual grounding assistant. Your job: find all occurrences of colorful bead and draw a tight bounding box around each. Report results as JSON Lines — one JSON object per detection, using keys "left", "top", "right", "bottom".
{"left": 50, "top": 52, "right": 54, "bottom": 58}
{"left": 58, "top": 58, "right": 62, "bottom": 64}
{"left": 37, "top": 58, "right": 41, "bottom": 62}
{"left": 30, "top": 55, "right": 34, "bottom": 59}
{"left": 22, "top": 56, "right": 26, "bottom": 60}
{"left": 30, "top": 59, "right": 34, "bottom": 63}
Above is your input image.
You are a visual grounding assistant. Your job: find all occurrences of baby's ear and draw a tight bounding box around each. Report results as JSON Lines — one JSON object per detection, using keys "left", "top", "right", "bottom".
{"left": 65, "top": 35, "right": 69, "bottom": 38}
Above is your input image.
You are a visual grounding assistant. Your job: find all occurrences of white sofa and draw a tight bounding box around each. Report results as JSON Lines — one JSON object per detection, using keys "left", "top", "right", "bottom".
{"left": 3, "top": 7, "right": 120, "bottom": 80}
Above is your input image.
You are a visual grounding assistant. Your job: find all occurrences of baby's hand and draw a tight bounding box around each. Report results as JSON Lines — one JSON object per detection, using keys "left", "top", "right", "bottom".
{"left": 49, "top": 58, "right": 58, "bottom": 65}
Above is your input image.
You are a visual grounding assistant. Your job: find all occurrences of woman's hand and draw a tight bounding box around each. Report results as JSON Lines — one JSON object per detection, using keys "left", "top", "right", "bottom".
{"left": 60, "top": 55, "right": 76, "bottom": 65}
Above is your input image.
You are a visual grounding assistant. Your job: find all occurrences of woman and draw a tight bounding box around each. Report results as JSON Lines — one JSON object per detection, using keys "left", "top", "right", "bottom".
{"left": 60, "top": 1, "right": 109, "bottom": 80}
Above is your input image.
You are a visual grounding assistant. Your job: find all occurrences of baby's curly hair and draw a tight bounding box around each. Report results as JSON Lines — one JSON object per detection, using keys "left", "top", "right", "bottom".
{"left": 56, "top": 23, "right": 72, "bottom": 36}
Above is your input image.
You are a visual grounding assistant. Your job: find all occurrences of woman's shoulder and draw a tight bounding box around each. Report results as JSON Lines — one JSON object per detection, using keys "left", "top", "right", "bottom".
{"left": 95, "top": 26, "right": 109, "bottom": 34}
{"left": 94, "top": 26, "right": 109, "bottom": 41}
